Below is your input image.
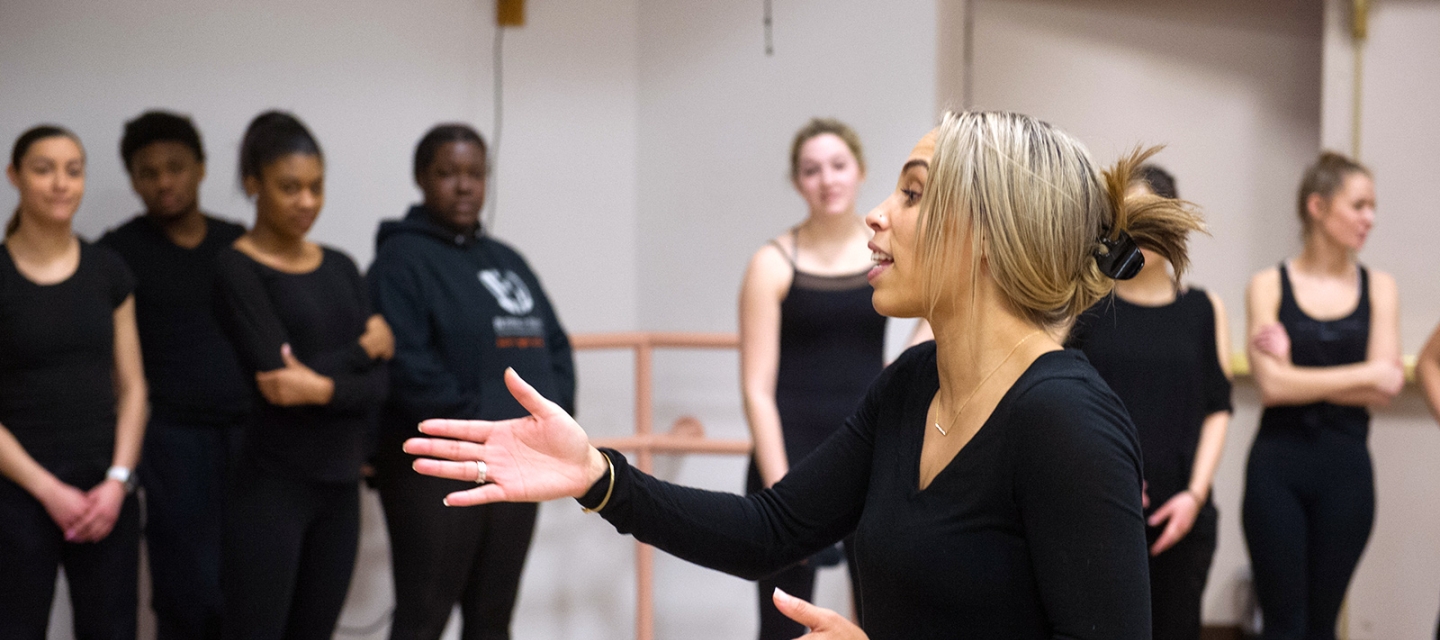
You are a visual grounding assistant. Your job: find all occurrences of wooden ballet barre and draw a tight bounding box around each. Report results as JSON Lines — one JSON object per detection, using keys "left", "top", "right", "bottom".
{"left": 593, "top": 432, "right": 754, "bottom": 455}
{"left": 571, "top": 331, "right": 747, "bottom": 640}
{"left": 571, "top": 331, "right": 740, "bottom": 350}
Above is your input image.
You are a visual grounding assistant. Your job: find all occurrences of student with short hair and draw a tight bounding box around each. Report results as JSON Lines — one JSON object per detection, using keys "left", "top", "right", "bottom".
{"left": 369, "top": 123, "right": 574, "bottom": 640}
{"left": 100, "top": 110, "right": 250, "bottom": 640}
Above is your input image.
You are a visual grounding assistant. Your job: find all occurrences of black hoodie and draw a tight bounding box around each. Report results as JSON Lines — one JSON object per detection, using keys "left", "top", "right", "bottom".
{"left": 368, "top": 206, "right": 575, "bottom": 461}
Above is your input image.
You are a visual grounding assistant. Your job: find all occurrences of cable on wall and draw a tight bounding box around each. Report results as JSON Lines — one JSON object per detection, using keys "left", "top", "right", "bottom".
{"left": 763, "top": 0, "right": 774, "bottom": 56}
{"left": 486, "top": 23, "right": 506, "bottom": 231}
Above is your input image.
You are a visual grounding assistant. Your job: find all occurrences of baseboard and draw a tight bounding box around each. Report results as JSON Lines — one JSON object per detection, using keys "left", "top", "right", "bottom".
{"left": 1200, "top": 625, "right": 1248, "bottom": 640}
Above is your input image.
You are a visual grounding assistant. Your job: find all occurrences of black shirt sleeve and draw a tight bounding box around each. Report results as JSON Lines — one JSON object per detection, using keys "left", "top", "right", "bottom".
{"left": 213, "top": 249, "right": 289, "bottom": 372}
{"left": 325, "top": 254, "right": 387, "bottom": 413}
{"left": 1197, "top": 292, "right": 1234, "bottom": 416}
{"left": 530, "top": 271, "right": 576, "bottom": 416}
{"left": 369, "top": 251, "right": 485, "bottom": 420}
{"left": 93, "top": 243, "right": 136, "bottom": 308}
{"left": 1011, "top": 375, "right": 1151, "bottom": 640}
{"left": 584, "top": 358, "right": 891, "bottom": 580}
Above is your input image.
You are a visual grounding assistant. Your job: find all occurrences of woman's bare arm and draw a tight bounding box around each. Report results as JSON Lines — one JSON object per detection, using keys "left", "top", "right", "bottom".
{"left": 1247, "top": 268, "right": 1401, "bottom": 407}
{"left": 739, "top": 244, "right": 793, "bottom": 487}
{"left": 1416, "top": 319, "right": 1440, "bottom": 424}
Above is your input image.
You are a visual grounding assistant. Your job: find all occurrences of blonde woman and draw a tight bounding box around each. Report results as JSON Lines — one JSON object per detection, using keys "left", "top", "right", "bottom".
{"left": 739, "top": 119, "right": 880, "bottom": 638}
{"left": 406, "top": 111, "right": 1203, "bottom": 638}
{"left": 1242, "top": 152, "right": 1402, "bottom": 640}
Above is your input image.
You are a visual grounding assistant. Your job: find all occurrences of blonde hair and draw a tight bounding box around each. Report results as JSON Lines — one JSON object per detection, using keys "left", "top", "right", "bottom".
{"left": 916, "top": 111, "right": 1204, "bottom": 328}
{"left": 788, "top": 118, "right": 866, "bottom": 181}
{"left": 1297, "top": 151, "right": 1369, "bottom": 235}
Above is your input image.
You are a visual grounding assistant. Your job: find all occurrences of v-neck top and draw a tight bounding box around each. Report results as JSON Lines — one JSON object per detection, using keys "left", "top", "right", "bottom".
{"left": 587, "top": 342, "right": 1150, "bottom": 639}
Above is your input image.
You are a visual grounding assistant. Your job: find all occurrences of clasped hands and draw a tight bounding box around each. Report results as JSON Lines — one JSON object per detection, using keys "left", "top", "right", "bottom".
{"left": 402, "top": 368, "right": 869, "bottom": 639}
{"left": 39, "top": 474, "right": 126, "bottom": 543}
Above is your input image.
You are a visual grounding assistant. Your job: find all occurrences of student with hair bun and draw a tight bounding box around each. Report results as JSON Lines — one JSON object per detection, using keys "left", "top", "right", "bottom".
{"left": 404, "top": 110, "right": 1205, "bottom": 638}
{"left": 0, "top": 125, "right": 148, "bottom": 638}
{"left": 368, "top": 123, "right": 573, "bottom": 640}
{"left": 1066, "top": 164, "right": 1231, "bottom": 640}
{"left": 214, "top": 110, "right": 391, "bottom": 640}
{"left": 1242, "top": 151, "right": 1402, "bottom": 640}
{"left": 100, "top": 110, "right": 249, "bottom": 640}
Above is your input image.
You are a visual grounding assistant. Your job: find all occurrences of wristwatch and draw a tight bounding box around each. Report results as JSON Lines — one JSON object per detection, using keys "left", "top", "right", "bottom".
{"left": 106, "top": 466, "right": 138, "bottom": 494}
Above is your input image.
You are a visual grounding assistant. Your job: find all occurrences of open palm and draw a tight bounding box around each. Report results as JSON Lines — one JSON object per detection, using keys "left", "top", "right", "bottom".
{"left": 404, "top": 368, "right": 607, "bottom": 506}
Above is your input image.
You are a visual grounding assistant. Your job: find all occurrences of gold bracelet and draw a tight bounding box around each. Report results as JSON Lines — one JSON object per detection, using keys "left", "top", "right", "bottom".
{"left": 581, "top": 451, "right": 616, "bottom": 514}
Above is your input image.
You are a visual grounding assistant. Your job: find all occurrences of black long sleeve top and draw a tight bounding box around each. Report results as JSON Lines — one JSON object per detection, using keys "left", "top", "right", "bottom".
{"left": 582, "top": 343, "right": 1151, "bottom": 639}
{"left": 213, "top": 246, "right": 387, "bottom": 483}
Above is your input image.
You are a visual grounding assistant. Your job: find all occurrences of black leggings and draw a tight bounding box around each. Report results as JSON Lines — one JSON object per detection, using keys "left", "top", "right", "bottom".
{"left": 378, "top": 465, "right": 537, "bottom": 640}
{"left": 1148, "top": 501, "right": 1217, "bottom": 640}
{"left": 0, "top": 459, "right": 140, "bottom": 640}
{"left": 1243, "top": 426, "right": 1374, "bottom": 640}
{"left": 140, "top": 420, "right": 244, "bottom": 640}
{"left": 221, "top": 464, "right": 360, "bottom": 640}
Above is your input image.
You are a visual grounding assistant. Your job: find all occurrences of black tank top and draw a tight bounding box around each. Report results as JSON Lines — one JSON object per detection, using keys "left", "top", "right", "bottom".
{"left": 1258, "top": 263, "right": 1371, "bottom": 439}
{"left": 770, "top": 229, "right": 886, "bottom": 464}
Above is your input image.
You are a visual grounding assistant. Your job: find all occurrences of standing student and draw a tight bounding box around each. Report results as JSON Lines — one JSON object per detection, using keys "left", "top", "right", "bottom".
{"left": 100, "top": 110, "right": 249, "bottom": 640}
{"left": 738, "top": 118, "right": 884, "bottom": 639}
{"left": 368, "top": 123, "right": 574, "bottom": 640}
{"left": 1066, "top": 165, "right": 1231, "bottom": 640}
{"left": 214, "top": 111, "right": 390, "bottom": 640}
{"left": 1243, "top": 151, "right": 1403, "bottom": 640}
{"left": 406, "top": 111, "right": 1208, "bottom": 638}
{"left": 0, "top": 125, "right": 148, "bottom": 638}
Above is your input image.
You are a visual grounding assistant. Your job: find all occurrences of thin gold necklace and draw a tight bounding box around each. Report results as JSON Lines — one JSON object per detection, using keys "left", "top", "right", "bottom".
{"left": 934, "top": 330, "right": 1044, "bottom": 437}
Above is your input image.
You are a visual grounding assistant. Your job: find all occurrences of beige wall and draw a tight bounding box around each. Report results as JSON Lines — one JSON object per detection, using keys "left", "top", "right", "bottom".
{"left": 941, "top": 0, "right": 1440, "bottom": 636}
{"left": 1320, "top": 1, "right": 1440, "bottom": 638}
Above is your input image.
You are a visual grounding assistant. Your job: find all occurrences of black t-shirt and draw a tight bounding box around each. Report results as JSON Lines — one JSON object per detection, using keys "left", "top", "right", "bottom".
{"left": 99, "top": 215, "right": 250, "bottom": 426}
{"left": 0, "top": 241, "right": 134, "bottom": 466}
{"left": 1067, "top": 289, "right": 1233, "bottom": 504}
{"left": 213, "top": 246, "right": 387, "bottom": 483}
{"left": 584, "top": 344, "right": 1151, "bottom": 639}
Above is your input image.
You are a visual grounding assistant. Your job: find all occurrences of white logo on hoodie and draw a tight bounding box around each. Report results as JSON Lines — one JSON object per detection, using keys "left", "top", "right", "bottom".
{"left": 479, "top": 269, "right": 535, "bottom": 315}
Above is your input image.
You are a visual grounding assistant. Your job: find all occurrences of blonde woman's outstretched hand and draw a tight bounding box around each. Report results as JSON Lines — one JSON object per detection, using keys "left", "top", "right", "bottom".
{"left": 404, "top": 368, "right": 609, "bottom": 507}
